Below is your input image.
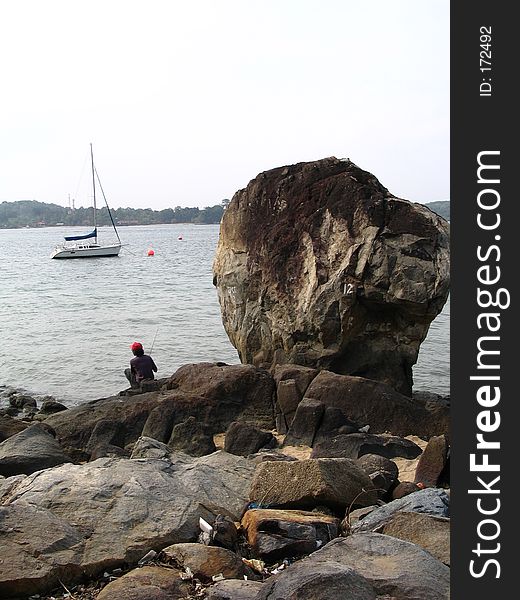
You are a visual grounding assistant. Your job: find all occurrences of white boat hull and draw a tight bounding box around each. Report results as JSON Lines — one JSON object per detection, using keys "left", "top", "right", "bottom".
{"left": 50, "top": 243, "right": 121, "bottom": 259}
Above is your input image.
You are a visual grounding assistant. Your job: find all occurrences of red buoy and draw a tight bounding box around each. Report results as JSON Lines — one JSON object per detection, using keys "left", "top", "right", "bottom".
{"left": 147, "top": 248, "right": 155, "bottom": 256}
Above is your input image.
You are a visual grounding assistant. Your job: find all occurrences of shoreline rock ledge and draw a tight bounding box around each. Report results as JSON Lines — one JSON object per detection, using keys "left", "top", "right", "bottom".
{"left": 213, "top": 157, "right": 450, "bottom": 396}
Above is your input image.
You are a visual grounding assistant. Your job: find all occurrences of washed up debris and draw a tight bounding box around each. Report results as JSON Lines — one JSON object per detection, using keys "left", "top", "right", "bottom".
{"left": 358, "top": 425, "right": 370, "bottom": 433}
{"left": 199, "top": 516, "right": 214, "bottom": 545}
{"left": 138, "top": 549, "right": 157, "bottom": 566}
{"left": 270, "top": 559, "right": 291, "bottom": 575}
{"left": 180, "top": 566, "right": 194, "bottom": 580}
{"left": 242, "top": 557, "right": 267, "bottom": 575}
{"left": 212, "top": 573, "right": 225, "bottom": 582}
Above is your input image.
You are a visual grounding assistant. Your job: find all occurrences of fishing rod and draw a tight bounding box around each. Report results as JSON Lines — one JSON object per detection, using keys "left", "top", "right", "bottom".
{"left": 149, "top": 327, "right": 159, "bottom": 354}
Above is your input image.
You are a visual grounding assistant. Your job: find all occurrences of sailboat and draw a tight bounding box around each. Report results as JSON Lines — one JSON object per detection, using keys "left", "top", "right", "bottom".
{"left": 50, "top": 144, "right": 122, "bottom": 259}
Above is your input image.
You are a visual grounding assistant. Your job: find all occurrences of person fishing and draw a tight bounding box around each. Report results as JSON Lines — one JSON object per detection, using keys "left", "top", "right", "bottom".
{"left": 125, "top": 341, "right": 158, "bottom": 388}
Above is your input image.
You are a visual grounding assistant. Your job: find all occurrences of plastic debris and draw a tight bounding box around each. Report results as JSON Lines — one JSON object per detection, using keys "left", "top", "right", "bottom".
{"left": 358, "top": 425, "right": 370, "bottom": 432}
{"left": 138, "top": 549, "right": 157, "bottom": 566}
{"left": 212, "top": 573, "right": 225, "bottom": 582}
{"left": 199, "top": 516, "right": 214, "bottom": 535}
{"left": 181, "top": 567, "right": 194, "bottom": 580}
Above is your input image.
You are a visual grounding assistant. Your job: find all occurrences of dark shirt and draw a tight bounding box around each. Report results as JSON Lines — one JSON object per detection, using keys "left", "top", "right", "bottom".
{"left": 130, "top": 354, "right": 157, "bottom": 382}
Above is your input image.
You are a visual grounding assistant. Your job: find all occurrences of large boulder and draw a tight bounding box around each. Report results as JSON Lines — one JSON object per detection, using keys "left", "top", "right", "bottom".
{"left": 301, "top": 370, "right": 449, "bottom": 439}
{"left": 249, "top": 458, "right": 377, "bottom": 511}
{"left": 0, "top": 423, "right": 71, "bottom": 476}
{"left": 0, "top": 451, "right": 255, "bottom": 598}
{"left": 224, "top": 421, "right": 275, "bottom": 456}
{"left": 378, "top": 511, "right": 450, "bottom": 565}
{"left": 213, "top": 157, "right": 450, "bottom": 396}
{"left": 44, "top": 362, "right": 275, "bottom": 458}
{"left": 304, "top": 532, "right": 450, "bottom": 599}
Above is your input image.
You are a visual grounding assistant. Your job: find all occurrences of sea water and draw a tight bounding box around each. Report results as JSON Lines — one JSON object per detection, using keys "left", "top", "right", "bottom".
{"left": 0, "top": 224, "right": 449, "bottom": 407}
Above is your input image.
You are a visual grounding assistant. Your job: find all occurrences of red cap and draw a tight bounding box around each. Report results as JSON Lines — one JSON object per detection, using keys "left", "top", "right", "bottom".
{"left": 130, "top": 342, "right": 143, "bottom": 351}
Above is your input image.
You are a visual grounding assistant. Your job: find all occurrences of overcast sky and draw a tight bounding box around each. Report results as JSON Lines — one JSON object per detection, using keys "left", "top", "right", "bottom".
{"left": 0, "top": 0, "right": 449, "bottom": 210}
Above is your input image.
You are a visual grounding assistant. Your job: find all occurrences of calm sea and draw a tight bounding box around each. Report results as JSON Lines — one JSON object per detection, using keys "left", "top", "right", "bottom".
{"left": 0, "top": 224, "right": 449, "bottom": 407}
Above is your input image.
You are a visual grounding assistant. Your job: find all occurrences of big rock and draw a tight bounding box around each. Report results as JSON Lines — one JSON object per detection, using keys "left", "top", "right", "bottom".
{"left": 0, "top": 451, "right": 255, "bottom": 598}
{"left": 213, "top": 157, "right": 450, "bottom": 396}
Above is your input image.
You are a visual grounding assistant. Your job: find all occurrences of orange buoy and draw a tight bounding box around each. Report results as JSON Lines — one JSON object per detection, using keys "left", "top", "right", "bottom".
{"left": 147, "top": 248, "right": 155, "bottom": 256}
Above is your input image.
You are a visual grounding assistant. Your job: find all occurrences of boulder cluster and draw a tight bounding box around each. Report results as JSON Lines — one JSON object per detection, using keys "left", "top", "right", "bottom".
{"left": 1, "top": 362, "right": 450, "bottom": 599}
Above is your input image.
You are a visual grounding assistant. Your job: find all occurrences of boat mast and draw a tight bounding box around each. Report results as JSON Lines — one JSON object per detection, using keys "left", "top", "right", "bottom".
{"left": 90, "top": 143, "right": 97, "bottom": 244}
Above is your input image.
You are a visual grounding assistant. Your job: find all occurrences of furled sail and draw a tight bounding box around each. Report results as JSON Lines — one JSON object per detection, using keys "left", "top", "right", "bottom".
{"left": 64, "top": 228, "right": 97, "bottom": 241}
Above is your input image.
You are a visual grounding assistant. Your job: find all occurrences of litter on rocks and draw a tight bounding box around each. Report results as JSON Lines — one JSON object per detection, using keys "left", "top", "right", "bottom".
{"left": 212, "top": 573, "right": 225, "bottom": 582}
{"left": 138, "top": 549, "right": 157, "bottom": 566}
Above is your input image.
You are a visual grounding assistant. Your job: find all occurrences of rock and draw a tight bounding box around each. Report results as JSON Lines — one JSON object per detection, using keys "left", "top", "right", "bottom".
{"left": 39, "top": 400, "right": 68, "bottom": 415}
{"left": 161, "top": 543, "right": 248, "bottom": 582}
{"left": 96, "top": 566, "right": 191, "bottom": 600}
{"left": 351, "top": 488, "right": 450, "bottom": 533}
{"left": 249, "top": 458, "right": 377, "bottom": 512}
{"left": 308, "top": 532, "right": 450, "bottom": 599}
{"left": 206, "top": 580, "right": 264, "bottom": 600}
{"left": 302, "top": 370, "right": 449, "bottom": 439}
{"left": 85, "top": 418, "right": 127, "bottom": 459}
{"left": 355, "top": 454, "right": 399, "bottom": 498}
{"left": 311, "top": 432, "right": 422, "bottom": 460}
{"left": 414, "top": 434, "right": 449, "bottom": 487}
{"left": 0, "top": 414, "right": 28, "bottom": 442}
{"left": 283, "top": 398, "right": 324, "bottom": 447}
{"left": 241, "top": 508, "right": 339, "bottom": 561}
{"left": 212, "top": 514, "right": 239, "bottom": 550}
{"left": 213, "top": 157, "right": 450, "bottom": 396}
{"left": 379, "top": 511, "right": 450, "bottom": 565}
{"left": 164, "top": 363, "right": 275, "bottom": 430}
{"left": 254, "top": 560, "right": 378, "bottom": 600}
{"left": 0, "top": 451, "right": 255, "bottom": 597}
{"left": 44, "top": 362, "right": 275, "bottom": 457}
{"left": 273, "top": 365, "right": 318, "bottom": 433}
{"left": 130, "top": 436, "right": 173, "bottom": 459}
{"left": 0, "top": 503, "right": 85, "bottom": 598}
{"left": 0, "top": 423, "right": 71, "bottom": 477}
{"left": 247, "top": 450, "right": 298, "bottom": 463}
{"left": 224, "top": 422, "right": 275, "bottom": 456}
{"left": 392, "top": 481, "right": 422, "bottom": 499}
{"left": 9, "top": 393, "right": 37, "bottom": 410}
{"left": 169, "top": 416, "right": 217, "bottom": 457}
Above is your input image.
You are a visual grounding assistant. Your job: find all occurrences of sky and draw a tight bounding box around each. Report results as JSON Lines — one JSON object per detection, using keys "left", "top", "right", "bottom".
{"left": 0, "top": 0, "right": 449, "bottom": 210}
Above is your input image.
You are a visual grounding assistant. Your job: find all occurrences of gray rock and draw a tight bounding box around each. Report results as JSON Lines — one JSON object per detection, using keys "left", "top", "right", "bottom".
{"left": 351, "top": 488, "right": 450, "bottom": 533}
{"left": 169, "top": 416, "right": 217, "bottom": 457}
{"left": 309, "top": 532, "right": 450, "bottom": 599}
{"left": 130, "top": 435, "right": 174, "bottom": 459}
{"left": 356, "top": 454, "right": 399, "bottom": 498}
{"left": 283, "top": 398, "right": 324, "bottom": 447}
{"left": 255, "top": 560, "right": 377, "bottom": 600}
{"left": 39, "top": 400, "right": 68, "bottom": 415}
{"left": 302, "top": 370, "right": 449, "bottom": 439}
{"left": 249, "top": 458, "right": 377, "bottom": 512}
{"left": 0, "top": 414, "right": 28, "bottom": 442}
{"left": 0, "top": 423, "right": 71, "bottom": 477}
{"left": 224, "top": 421, "right": 275, "bottom": 456}
{"left": 0, "top": 450, "right": 255, "bottom": 597}
{"left": 311, "top": 432, "right": 422, "bottom": 460}
{"left": 213, "top": 157, "right": 450, "bottom": 396}
{"left": 206, "top": 580, "right": 263, "bottom": 600}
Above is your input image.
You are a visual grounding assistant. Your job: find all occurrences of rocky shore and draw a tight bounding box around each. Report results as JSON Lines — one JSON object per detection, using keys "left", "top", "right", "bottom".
{"left": 1, "top": 362, "right": 450, "bottom": 600}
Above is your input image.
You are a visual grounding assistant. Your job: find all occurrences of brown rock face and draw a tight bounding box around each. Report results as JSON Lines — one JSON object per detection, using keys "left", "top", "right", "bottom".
{"left": 213, "top": 157, "right": 450, "bottom": 396}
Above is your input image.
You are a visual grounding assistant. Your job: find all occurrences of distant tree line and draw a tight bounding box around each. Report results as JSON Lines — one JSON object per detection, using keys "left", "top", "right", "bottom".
{"left": 0, "top": 200, "right": 229, "bottom": 229}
